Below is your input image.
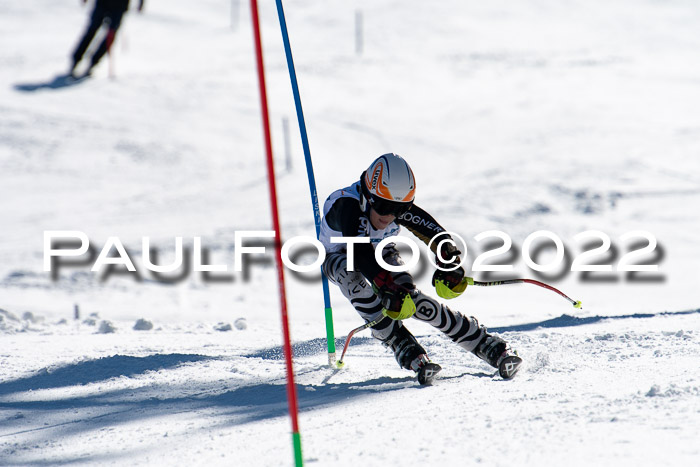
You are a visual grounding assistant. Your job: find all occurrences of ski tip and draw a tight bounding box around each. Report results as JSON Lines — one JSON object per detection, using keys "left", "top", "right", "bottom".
{"left": 417, "top": 362, "right": 442, "bottom": 385}
{"left": 498, "top": 355, "right": 523, "bottom": 380}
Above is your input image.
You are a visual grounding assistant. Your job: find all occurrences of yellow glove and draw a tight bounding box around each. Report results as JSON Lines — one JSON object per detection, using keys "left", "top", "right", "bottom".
{"left": 381, "top": 293, "right": 417, "bottom": 320}
{"left": 373, "top": 270, "right": 417, "bottom": 320}
{"left": 434, "top": 276, "right": 471, "bottom": 299}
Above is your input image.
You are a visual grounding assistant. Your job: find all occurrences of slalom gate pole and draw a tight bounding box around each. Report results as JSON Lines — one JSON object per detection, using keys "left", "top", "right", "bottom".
{"left": 250, "top": 1, "right": 303, "bottom": 465}
{"left": 274, "top": 0, "right": 337, "bottom": 367}
{"left": 466, "top": 277, "right": 583, "bottom": 309}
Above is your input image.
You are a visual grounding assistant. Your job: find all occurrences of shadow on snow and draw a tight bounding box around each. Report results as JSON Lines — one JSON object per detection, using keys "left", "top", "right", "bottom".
{"left": 0, "top": 354, "right": 214, "bottom": 397}
{"left": 13, "top": 74, "right": 89, "bottom": 92}
{"left": 490, "top": 308, "right": 700, "bottom": 333}
{"left": 0, "top": 352, "right": 417, "bottom": 463}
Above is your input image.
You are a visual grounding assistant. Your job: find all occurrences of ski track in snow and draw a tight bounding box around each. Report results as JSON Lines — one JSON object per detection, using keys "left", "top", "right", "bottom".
{"left": 2, "top": 0, "right": 700, "bottom": 465}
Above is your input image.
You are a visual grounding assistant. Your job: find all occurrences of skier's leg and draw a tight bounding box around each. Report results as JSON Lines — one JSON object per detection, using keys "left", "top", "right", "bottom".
{"left": 410, "top": 290, "right": 486, "bottom": 353}
{"left": 71, "top": 8, "right": 104, "bottom": 70}
{"left": 379, "top": 245, "right": 487, "bottom": 353}
{"left": 411, "top": 290, "right": 521, "bottom": 377}
{"left": 323, "top": 252, "right": 427, "bottom": 370}
{"left": 89, "top": 11, "right": 124, "bottom": 70}
{"left": 322, "top": 251, "right": 389, "bottom": 339}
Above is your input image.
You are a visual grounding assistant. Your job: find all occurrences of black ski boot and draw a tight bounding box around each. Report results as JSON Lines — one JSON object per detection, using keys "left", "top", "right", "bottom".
{"left": 384, "top": 324, "right": 440, "bottom": 384}
{"left": 384, "top": 324, "right": 426, "bottom": 369}
{"left": 473, "top": 334, "right": 522, "bottom": 379}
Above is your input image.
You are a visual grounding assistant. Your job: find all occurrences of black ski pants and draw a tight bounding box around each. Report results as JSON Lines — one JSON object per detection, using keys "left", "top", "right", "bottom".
{"left": 72, "top": 5, "right": 126, "bottom": 68}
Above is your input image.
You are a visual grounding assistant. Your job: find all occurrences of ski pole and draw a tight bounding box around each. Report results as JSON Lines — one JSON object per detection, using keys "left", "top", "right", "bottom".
{"left": 465, "top": 277, "right": 582, "bottom": 309}
{"left": 336, "top": 316, "right": 386, "bottom": 368}
{"left": 106, "top": 28, "right": 116, "bottom": 79}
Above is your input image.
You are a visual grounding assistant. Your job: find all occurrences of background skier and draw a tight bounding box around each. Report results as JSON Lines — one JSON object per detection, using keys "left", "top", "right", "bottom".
{"left": 320, "top": 153, "right": 522, "bottom": 384}
{"left": 69, "top": 0, "right": 144, "bottom": 78}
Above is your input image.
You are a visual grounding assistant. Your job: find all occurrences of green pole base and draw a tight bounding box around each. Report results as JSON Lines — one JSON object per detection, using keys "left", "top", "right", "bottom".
{"left": 292, "top": 431, "right": 303, "bottom": 466}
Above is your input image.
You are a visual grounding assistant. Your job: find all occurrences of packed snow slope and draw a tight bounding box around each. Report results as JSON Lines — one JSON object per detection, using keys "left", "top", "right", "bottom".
{"left": 1, "top": 0, "right": 699, "bottom": 465}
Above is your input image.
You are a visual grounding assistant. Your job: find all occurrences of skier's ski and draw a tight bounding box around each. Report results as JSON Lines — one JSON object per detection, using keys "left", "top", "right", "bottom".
{"left": 417, "top": 362, "right": 442, "bottom": 385}
{"left": 498, "top": 354, "right": 522, "bottom": 379}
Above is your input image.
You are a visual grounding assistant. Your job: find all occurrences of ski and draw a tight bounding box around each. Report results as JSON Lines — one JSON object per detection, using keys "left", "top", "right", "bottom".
{"left": 498, "top": 354, "right": 523, "bottom": 379}
{"left": 417, "top": 362, "right": 442, "bottom": 385}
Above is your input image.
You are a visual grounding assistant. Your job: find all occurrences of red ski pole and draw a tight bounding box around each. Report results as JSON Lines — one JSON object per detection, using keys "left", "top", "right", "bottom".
{"left": 336, "top": 316, "right": 386, "bottom": 368}
{"left": 466, "top": 277, "right": 582, "bottom": 309}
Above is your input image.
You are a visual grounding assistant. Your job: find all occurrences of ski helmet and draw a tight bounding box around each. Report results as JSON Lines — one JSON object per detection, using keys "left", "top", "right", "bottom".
{"left": 360, "top": 153, "right": 416, "bottom": 216}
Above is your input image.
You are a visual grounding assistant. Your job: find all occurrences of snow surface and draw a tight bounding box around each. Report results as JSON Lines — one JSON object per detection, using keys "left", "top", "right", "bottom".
{"left": 1, "top": 0, "right": 700, "bottom": 465}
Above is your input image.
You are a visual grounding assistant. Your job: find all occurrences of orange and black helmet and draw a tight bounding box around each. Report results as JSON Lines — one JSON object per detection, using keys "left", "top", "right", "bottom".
{"left": 360, "top": 153, "right": 415, "bottom": 216}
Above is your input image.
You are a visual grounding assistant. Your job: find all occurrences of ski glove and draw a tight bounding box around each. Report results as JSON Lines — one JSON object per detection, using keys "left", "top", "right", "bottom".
{"left": 372, "top": 270, "right": 416, "bottom": 320}
{"left": 432, "top": 241, "right": 467, "bottom": 299}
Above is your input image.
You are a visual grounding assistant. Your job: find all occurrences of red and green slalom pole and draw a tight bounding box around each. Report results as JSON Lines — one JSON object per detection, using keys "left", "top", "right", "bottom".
{"left": 274, "top": 0, "right": 336, "bottom": 366}
{"left": 250, "top": 1, "right": 303, "bottom": 465}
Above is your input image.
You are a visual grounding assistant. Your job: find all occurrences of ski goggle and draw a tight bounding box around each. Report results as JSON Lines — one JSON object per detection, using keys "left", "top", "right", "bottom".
{"left": 370, "top": 197, "right": 412, "bottom": 217}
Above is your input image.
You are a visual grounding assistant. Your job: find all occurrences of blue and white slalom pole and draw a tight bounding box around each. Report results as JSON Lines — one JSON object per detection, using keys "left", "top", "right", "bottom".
{"left": 275, "top": 0, "right": 336, "bottom": 366}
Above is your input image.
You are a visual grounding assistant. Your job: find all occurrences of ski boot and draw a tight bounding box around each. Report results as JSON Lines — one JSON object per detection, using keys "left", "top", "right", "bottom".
{"left": 410, "top": 354, "right": 442, "bottom": 386}
{"left": 473, "top": 334, "right": 522, "bottom": 379}
{"left": 384, "top": 324, "right": 440, "bottom": 384}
